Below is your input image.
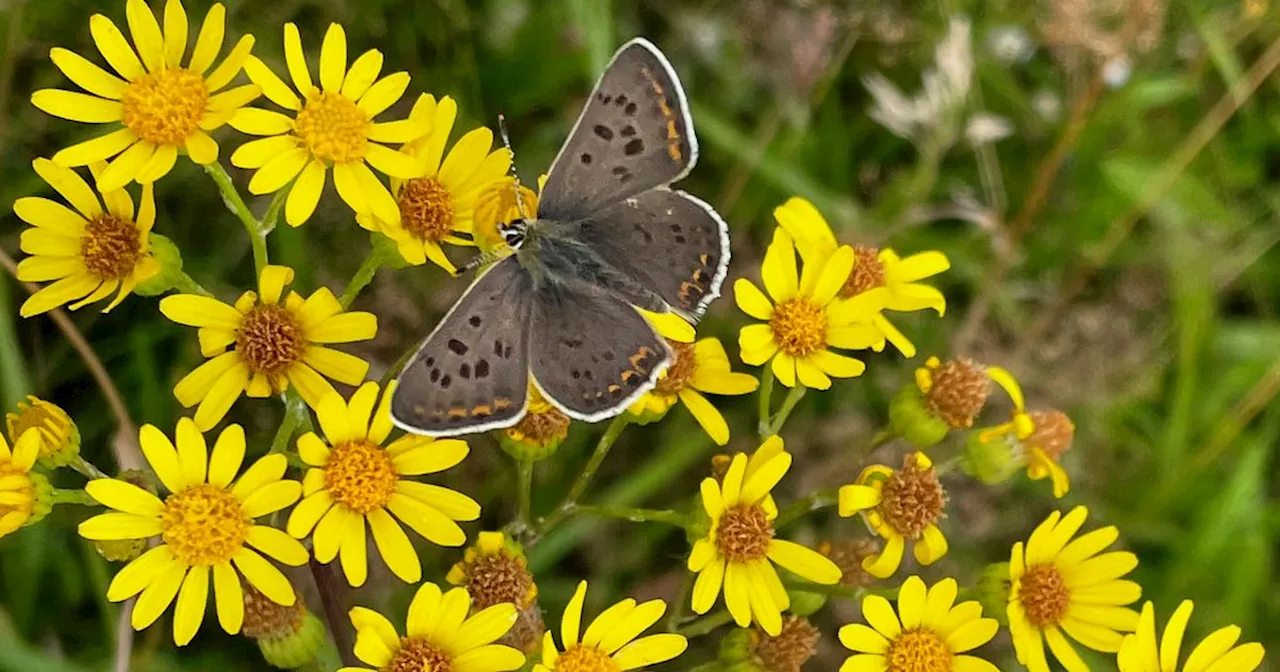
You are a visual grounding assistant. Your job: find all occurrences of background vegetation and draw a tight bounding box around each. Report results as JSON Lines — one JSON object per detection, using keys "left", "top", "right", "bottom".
{"left": 1, "top": 0, "right": 1277, "bottom": 669}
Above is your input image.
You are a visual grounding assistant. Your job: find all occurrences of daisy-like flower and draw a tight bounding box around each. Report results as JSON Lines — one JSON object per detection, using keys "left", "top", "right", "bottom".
{"left": 5, "top": 395, "right": 80, "bottom": 467}
{"left": 628, "top": 335, "right": 758, "bottom": 446}
{"left": 15, "top": 159, "right": 160, "bottom": 317}
{"left": 839, "top": 575, "right": 1001, "bottom": 672}
{"left": 839, "top": 451, "right": 949, "bottom": 579}
{"left": 1118, "top": 600, "right": 1265, "bottom": 672}
{"left": 978, "top": 369, "right": 1074, "bottom": 497}
{"left": 773, "top": 196, "right": 949, "bottom": 357}
{"left": 231, "top": 23, "right": 427, "bottom": 227}
{"left": 32, "top": 0, "right": 259, "bottom": 191}
{"left": 1009, "top": 506, "right": 1141, "bottom": 672}
{"left": 736, "top": 228, "right": 886, "bottom": 389}
{"left": 78, "top": 419, "right": 308, "bottom": 645}
{"left": 343, "top": 582, "right": 525, "bottom": 672}
{"left": 159, "top": 265, "right": 377, "bottom": 431}
{"left": 287, "top": 381, "right": 478, "bottom": 587}
{"left": 689, "top": 436, "right": 843, "bottom": 635}
{"left": 0, "top": 430, "right": 44, "bottom": 538}
{"left": 536, "top": 580, "right": 688, "bottom": 671}
{"left": 447, "top": 531, "right": 545, "bottom": 653}
{"left": 357, "top": 94, "right": 512, "bottom": 272}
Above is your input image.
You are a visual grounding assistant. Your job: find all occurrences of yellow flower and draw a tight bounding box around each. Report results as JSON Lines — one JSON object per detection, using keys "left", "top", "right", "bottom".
{"left": 344, "top": 582, "right": 525, "bottom": 672}
{"left": 840, "top": 576, "right": 1000, "bottom": 672}
{"left": 628, "top": 335, "right": 758, "bottom": 446}
{"left": 15, "top": 159, "right": 160, "bottom": 317}
{"left": 286, "top": 381, "right": 478, "bottom": 587}
{"left": 736, "top": 228, "right": 887, "bottom": 389}
{"left": 231, "top": 23, "right": 427, "bottom": 227}
{"left": 473, "top": 177, "right": 539, "bottom": 252}
{"left": 447, "top": 531, "right": 538, "bottom": 610}
{"left": 5, "top": 395, "right": 80, "bottom": 467}
{"left": 980, "top": 368, "right": 1073, "bottom": 498}
{"left": 1008, "top": 506, "right": 1141, "bottom": 672}
{"left": 159, "top": 264, "right": 377, "bottom": 431}
{"left": 357, "top": 94, "right": 512, "bottom": 272}
{"left": 689, "top": 436, "right": 842, "bottom": 635}
{"left": 78, "top": 419, "right": 308, "bottom": 646}
{"left": 838, "top": 451, "right": 949, "bottom": 579}
{"left": 32, "top": 0, "right": 258, "bottom": 191}
{"left": 1118, "top": 600, "right": 1265, "bottom": 672}
{"left": 536, "top": 580, "right": 688, "bottom": 671}
{"left": 0, "top": 430, "right": 42, "bottom": 538}
{"left": 774, "top": 196, "right": 949, "bottom": 357}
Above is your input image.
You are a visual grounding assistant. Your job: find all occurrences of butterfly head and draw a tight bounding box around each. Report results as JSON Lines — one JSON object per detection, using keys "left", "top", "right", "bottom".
{"left": 500, "top": 218, "right": 528, "bottom": 249}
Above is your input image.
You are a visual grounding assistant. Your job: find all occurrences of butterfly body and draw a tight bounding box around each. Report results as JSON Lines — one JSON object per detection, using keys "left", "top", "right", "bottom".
{"left": 391, "top": 38, "right": 730, "bottom": 437}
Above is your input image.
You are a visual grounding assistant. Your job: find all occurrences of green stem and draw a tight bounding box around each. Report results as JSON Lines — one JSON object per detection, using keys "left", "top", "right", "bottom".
{"left": 204, "top": 162, "right": 268, "bottom": 276}
{"left": 678, "top": 611, "right": 733, "bottom": 637}
{"left": 339, "top": 251, "right": 384, "bottom": 308}
{"left": 536, "top": 415, "right": 630, "bottom": 535}
{"left": 773, "top": 487, "right": 838, "bottom": 528}
{"left": 171, "top": 270, "right": 212, "bottom": 296}
{"left": 766, "top": 383, "right": 807, "bottom": 435}
{"left": 572, "top": 504, "right": 689, "bottom": 528}
{"left": 68, "top": 455, "right": 108, "bottom": 480}
{"left": 50, "top": 488, "right": 99, "bottom": 506}
{"left": 688, "top": 664, "right": 720, "bottom": 672}
{"left": 781, "top": 578, "right": 886, "bottom": 600}
{"left": 517, "top": 459, "right": 534, "bottom": 530}
{"left": 260, "top": 187, "right": 289, "bottom": 235}
{"left": 270, "top": 390, "right": 310, "bottom": 454}
{"left": 756, "top": 364, "right": 775, "bottom": 437}
{"left": 666, "top": 571, "right": 695, "bottom": 632}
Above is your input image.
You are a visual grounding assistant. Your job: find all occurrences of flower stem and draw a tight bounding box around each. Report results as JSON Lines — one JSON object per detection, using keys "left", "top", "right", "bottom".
{"left": 773, "top": 487, "right": 838, "bottom": 529}
{"left": 766, "top": 383, "right": 807, "bottom": 435}
{"left": 536, "top": 415, "right": 630, "bottom": 535}
{"left": 666, "top": 572, "right": 695, "bottom": 632}
{"left": 270, "top": 390, "right": 310, "bottom": 454}
{"left": 339, "top": 251, "right": 384, "bottom": 308}
{"left": 757, "top": 364, "right": 775, "bottom": 437}
{"left": 572, "top": 504, "right": 689, "bottom": 528}
{"left": 49, "top": 488, "right": 98, "bottom": 506}
{"left": 308, "top": 558, "right": 359, "bottom": 668}
{"left": 68, "top": 455, "right": 108, "bottom": 480}
{"left": 517, "top": 459, "right": 534, "bottom": 530}
{"left": 171, "top": 270, "right": 212, "bottom": 297}
{"left": 678, "top": 610, "right": 733, "bottom": 637}
{"left": 204, "top": 162, "right": 269, "bottom": 276}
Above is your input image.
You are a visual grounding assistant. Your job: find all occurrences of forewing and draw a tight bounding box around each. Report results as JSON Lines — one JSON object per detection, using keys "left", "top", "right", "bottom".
{"left": 575, "top": 188, "right": 730, "bottom": 318}
{"left": 391, "top": 257, "right": 533, "bottom": 436}
{"left": 529, "top": 281, "right": 671, "bottom": 421}
{"left": 539, "top": 38, "right": 696, "bottom": 220}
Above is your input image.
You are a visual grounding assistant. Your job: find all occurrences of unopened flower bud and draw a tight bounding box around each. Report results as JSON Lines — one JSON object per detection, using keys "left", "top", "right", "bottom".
{"left": 978, "top": 562, "right": 1012, "bottom": 626}
{"left": 889, "top": 386, "right": 949, "bottom": 448}
{"left": 962, "top": 431, "right": 1020, "bottom": 486}
{"left": 243, "top": 583, "right": 323, "bottom": 669}
{"left": 133, "top": 233, "right": 184, "bottom": 296}
{"left": 498, "top": 388, "right": 569, "bottom": 461}
{"left": 6, "top": 396, "right": 79, "bottom": 468}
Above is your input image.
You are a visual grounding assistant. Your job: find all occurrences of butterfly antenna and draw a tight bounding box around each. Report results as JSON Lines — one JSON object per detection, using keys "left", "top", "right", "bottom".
{"left": 497, "top": 113, "right": 530, "bottom": 219}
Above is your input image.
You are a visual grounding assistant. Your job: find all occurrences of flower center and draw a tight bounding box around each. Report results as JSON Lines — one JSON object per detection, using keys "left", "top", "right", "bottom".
{"left": 653, "top": 340, "right": 697, "bottom": 396}
{"left": 751, "top": 616, "right": 821, "bottom": 672}
{"left": 885, "top": 629, "right": 953, "bottom": 672}
{"left": 242, "top": 581, "right": 306, "bottom": 640}
{"left": 236, "top": 305, "right": 305, "bottom": 377}
{"left": 1019, "top": 564, "right": 1070, "bottom": 628}
{"left": 466, "top": 551, "right": 537, "bottom": 609}
{"left": 399, "top": 177, "right": 454, "bottom": 242}
{"left": 506, "top": 407, "right": 571, "bottom": 447}
{"left": 715, "top": 504, "right": 774, "bottom": 563}
{"left": 324, "top": 440, "right": 398, "bottom": 514}
{"left": 768, "top": 298, "right": 827, "bottom": 357}
{"left": 841, "top": 245, "right": 886, "bottom": 298}
{"left": 385, "top": 636, "right": 452, "bottom": 672}
{"left": 877, "top": 454, "right": 946, "bottom": 540}
{"left": 294, "top": 91, "right": 370, "bottom": 164}
{"left": 553, "top": 644, "right": 620, "bottom": 672}
{"left": 161, "top": 483, "right": 251, "bottom": 566}
{"left": 120, "top": 68, "right": 209, "bottom": 145}
{"left": 1027, "top": 411, "right": 1074, "bottom": 461}
{"left": 923, "top": 358, "right": 991, "bottom": 429}
{"left": 80, "top": 214, "right": 142, "bottom": 281}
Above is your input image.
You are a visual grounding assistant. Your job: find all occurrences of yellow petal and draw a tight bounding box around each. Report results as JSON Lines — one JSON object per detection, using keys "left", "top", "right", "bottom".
{"left": 162, "top": 0, "right": 189, "bottom": 68}
{"left": 318, "top": 23, "right": 347, "bottom": 93}
{"left": 342, "top": 50, "right": 385, "bottom": 102}
{"left": 187, "top": 3, "right": 225, "bottom": 74}
{"left": 31, "top": 89, "right": 122, "bottom": 123}
{"left": 50, "top": 47, "right": 129, "bottom": 99}
{"left": 283, "top": 23, "right": 314, "bottom": 94}
{"left": 172, "top": 564, "right": 208, "bottom": 646}
{"left": 285, "top": 160, "right": 327, "bottom": 226}
{"left": 125, "top": 0, "right": 165, "bottom": 73}
{"left": 243, "top": 55, "right": 300, "bottom": 110}
{"left": 357, "top": 72, "right": 410, "bottom": 118}
{"left": 89, "top": 14, "right": 145, "bottom": 80}
{"left": 204, "top": 35, "right": 257, "bottom": 93}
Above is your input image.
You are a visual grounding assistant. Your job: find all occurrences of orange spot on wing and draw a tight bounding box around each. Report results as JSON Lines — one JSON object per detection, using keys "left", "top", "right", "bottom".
{"left": 642, "top": 66, "right": 684, "bottom": 162}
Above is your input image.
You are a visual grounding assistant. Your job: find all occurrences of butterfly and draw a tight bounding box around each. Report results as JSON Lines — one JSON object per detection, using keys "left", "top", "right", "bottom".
{"left": 390, "top": 38, "right": 730, "bottom": 437}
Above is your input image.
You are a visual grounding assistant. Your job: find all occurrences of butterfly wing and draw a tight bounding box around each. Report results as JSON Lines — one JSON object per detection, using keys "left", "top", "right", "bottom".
{"left": 538, "top": 38, "right": 697, "bottom": 221}
{"left": 528, "top": 280, "right": 671, "bottom": 421}
{"left": 391, "top": 257, "right": 534, "bottom": 437}
{"left": 573, "top": 187, "right": 729, "bottom": 319}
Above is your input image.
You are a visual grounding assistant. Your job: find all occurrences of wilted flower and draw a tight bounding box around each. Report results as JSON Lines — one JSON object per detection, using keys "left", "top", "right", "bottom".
{"left": 818, "top": 538, "right": 880, "bottom": 588}
{"left": 1118, "top": 600, "right": 1265, "bottom": 672}
{"left": 535, "top": 581, "right": 687, "bottom": 671}
{"left": 242, "top": 582, "right": 326, "bottom": 669}
{"left": 839, "top": 452, "right": 949, "bottom": 578}
{"left": 447, "top": 531, "right": 544, "bottom": 653}
{"left": 973, "top": 369, "right": 1074, "bottom": 497}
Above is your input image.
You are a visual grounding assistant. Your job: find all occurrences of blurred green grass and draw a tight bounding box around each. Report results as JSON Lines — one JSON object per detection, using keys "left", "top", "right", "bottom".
{"left": 1, "top": 0, "right": 1279, "bottom": 669}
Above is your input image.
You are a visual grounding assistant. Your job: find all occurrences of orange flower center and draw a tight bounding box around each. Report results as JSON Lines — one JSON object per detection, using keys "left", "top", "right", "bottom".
{"left": 1019, "top": 564, "right": 1070, "bottom": 628}
{"left": 465, "top": 551, "right": 538, "bottom": 610}
{"left": 1027, "top": 411, "right": 1075, "bottom": 461}
{"left": 294, "top": 91, "right": 369, "bottom": 164}
{"left": 876, "top": 454, "right": 946, "bottom": 540}
{"left": 923, "top": 358, "right": 991, "bottom": 429}
{"left": 885, "top": 628, "right": 952, "bottom": 672}
{"left": 841, "top": 245, "right": 886, "bottom": 298}
{"left": 236, "top": 305, "right": 305, "bottom": 376}
{"left": 81, "top": 214, "right": 142, "bottom": 281}
{"left": 161, "top": 483, "right": 251, "bottom": 566}
{"left": 751, "top": 615, "right": 821, "bottom": 671}
{"left": 242, "top": 581, "right": 306, "bottom": 640}
{"left": 120, "top": 68, "right": 209, "bottom": 145}
{"left": 386, "top": 636, "right": 452, "bottom": 672}
{"left": 653, "top": 340, "right": 697, "bottom": 396}
{"left": 324, "top": 440, "right": 398, "bottom": 513}
{"left": 768, "top": 298, "right": 827, "bottom": 357}
{"left": 399, "top": 177, "right": 454, "bottom": 242}
{"left": 716, "top": 504, "right": 774, "bottom": 562}
{"left": 553, "top": 644, "right": 620, "bottom": 672}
